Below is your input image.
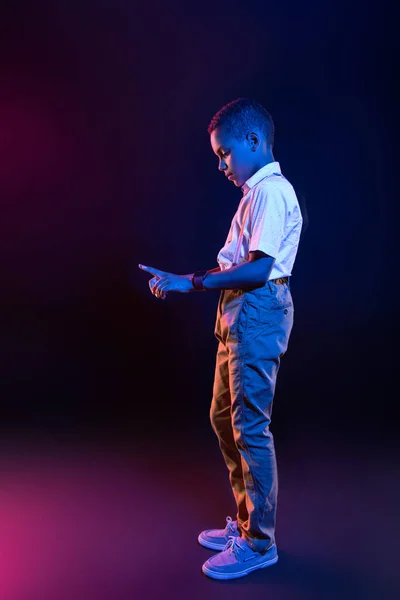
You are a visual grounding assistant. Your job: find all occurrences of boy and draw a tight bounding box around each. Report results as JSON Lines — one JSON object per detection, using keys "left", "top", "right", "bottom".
{"left": 139, "top": 97, "right": 303, "bottom": 580}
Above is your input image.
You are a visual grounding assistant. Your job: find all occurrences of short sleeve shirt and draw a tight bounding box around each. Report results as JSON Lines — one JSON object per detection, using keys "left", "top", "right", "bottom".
{"left": 216, "top": 161, "right": 303, "bottom": 280}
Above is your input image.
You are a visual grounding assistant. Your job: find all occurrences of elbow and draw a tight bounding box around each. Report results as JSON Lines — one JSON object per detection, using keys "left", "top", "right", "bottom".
{"left": 261, "top": 258, "right": 275, "bottom": 285}
{"left": 248, "top": 254, "right": 275, "bottom": 287}
{"left": 254, "top": 269, "right": 270, "bottom": 288}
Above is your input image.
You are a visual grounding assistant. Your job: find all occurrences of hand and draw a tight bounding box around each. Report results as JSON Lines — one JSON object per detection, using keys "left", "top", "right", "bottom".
{"left": 138, "top": 264, "right": 193, "bottom": 299}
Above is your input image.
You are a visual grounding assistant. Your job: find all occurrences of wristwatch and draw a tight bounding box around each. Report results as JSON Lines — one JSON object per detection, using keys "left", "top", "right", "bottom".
{"left": 191, "top": 269, "right": 208, "bottom": 291}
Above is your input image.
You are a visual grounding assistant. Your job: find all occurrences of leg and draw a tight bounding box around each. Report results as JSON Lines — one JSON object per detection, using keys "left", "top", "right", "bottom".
{"left": 210, "top": 340, "right": 248, "bottom": 528}
{"left": 229, "top": 284, "right": 294, "bottom": 552}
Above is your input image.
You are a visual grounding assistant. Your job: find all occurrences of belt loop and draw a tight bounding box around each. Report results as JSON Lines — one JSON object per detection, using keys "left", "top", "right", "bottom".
{"left": 267, "top": 279, "right": 273, "bottom": 293}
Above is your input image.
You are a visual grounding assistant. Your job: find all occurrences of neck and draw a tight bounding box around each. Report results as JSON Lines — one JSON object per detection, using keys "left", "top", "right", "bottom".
{"left": 261, "top": 149, "right": 275, "bottom": 166}
{"left": 253, "top": 151, "right": 275, "bottom": 173}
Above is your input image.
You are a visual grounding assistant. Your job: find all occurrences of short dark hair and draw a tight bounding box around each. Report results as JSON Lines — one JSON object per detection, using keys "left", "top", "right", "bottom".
{"left": 207, "top": 97, "right": 275, "bottom": 148}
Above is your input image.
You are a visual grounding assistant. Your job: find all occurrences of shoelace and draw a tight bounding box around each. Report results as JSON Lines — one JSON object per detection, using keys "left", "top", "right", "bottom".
{"left": 224, "top": 516, "right": 236, "bottom": 535}
{"left": 223, "top": 535, "right": 245, "bottom": 557}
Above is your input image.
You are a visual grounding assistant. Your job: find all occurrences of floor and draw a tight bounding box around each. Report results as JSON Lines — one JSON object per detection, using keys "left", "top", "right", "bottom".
{"left": 0, "top": 427, "right": 398, "bottom": 600}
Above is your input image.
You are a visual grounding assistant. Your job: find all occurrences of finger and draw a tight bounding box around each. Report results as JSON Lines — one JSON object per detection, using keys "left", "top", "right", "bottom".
{"left": 152, "top": 285, "right": 162, "bottom": 298}
{"left": 152, "top": 276, "right": 167, "bottom": 293}
{"left": 149, "top": 277, "right": 158, "bottom": 290}
{"left": 158, "top": 283, "right": 169, "bottom": 294}
{"left": 154, "top": 283, "right": 167, "bottom": 299}
{"left": 138, "top": 264, "right": 165, "bottom": 278}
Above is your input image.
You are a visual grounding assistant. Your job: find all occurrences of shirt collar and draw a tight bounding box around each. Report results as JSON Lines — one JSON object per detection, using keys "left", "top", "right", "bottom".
{"left": 240, "top": 161, "right": 281, "bottom": 196}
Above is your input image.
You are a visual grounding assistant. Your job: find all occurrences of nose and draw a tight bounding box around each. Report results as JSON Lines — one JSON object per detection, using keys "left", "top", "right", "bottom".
{"left": 218, "top": 159, "right": 227, "bottom": 172}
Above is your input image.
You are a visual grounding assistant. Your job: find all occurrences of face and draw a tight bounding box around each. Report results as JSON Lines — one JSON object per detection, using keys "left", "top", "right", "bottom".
{"left": 210, "top": 126, "right": 261, "bottom": 187}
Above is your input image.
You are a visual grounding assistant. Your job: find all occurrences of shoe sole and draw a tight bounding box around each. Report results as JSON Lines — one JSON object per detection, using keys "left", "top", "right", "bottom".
{"left": 202, "top": 554, "right": 279, "bottom": 580}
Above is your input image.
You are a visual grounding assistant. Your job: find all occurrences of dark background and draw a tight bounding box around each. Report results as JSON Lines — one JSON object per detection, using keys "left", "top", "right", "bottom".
{"left": 0, "top": 0, "right": 397, "bottom": 445}
{"left": 1, "top": 3, "right": 399, "bottom": 599}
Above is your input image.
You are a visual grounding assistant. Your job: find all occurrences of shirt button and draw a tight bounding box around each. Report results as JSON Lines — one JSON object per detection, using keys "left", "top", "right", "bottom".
{"left": 284, "top": 308, "right": 288, "bottom": 314}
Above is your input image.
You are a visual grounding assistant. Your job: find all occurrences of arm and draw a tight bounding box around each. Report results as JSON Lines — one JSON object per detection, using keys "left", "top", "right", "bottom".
{"left": 207, "top": 266, "right": 222, "bottom": 274}
{"left": 202, "top": 251, "right": 275, "bottom": 291}
{"left": 184, "top": 266, "right": 220, "bottom": 279}
{"left": 139, "top": 254, "right": 273, "bottom": 297}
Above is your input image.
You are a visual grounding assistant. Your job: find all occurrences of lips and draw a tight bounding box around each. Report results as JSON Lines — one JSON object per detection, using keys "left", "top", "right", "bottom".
{"left": 226, "top": 172, "right": 234, "bottom": 179}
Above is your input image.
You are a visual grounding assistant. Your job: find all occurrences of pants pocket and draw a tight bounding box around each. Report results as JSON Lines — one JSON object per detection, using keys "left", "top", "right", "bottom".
{"left": 222, "top": 292, "right": 246, "bottom": 342}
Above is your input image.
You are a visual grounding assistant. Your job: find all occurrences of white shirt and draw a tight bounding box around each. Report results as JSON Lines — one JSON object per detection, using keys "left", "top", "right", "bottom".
{"left": 216, "top": 161, "right": 303, "bottom": 280}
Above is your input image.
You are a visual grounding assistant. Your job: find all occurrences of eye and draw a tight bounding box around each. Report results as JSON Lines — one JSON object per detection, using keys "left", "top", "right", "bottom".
{"left": 221, "top": 150, "right": 230, "bottom": 158}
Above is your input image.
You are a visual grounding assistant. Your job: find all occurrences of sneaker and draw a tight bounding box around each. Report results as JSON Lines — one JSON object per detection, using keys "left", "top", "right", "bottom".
{"left": 202, "top": 536, "right": 278, "bottom": 580}
{"left": 198, "top": 516, "right": 241, "bottom": 551}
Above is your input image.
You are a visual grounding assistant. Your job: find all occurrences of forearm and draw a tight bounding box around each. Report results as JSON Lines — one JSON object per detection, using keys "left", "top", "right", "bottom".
{"left": 203, "top": 258, "right": 274, "bottom": 291}
{"left": 185, "top": 266, "right": 220, "bottom": 279}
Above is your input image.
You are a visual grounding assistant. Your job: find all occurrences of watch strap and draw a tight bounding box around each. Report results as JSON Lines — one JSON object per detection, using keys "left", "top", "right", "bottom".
{"left": 192, "top": 269, "right": 208, "bottom": 291}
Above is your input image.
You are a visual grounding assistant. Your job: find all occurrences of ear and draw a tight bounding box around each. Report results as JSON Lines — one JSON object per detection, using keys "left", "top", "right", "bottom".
{"left": 246, "top": 131, "right": 260, "bottom": 151}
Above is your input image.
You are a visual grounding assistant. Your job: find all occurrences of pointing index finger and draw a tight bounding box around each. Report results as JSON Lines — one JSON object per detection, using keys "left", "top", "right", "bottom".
{"left": 138, "top": 264, "right": 165, "bottom": 277}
